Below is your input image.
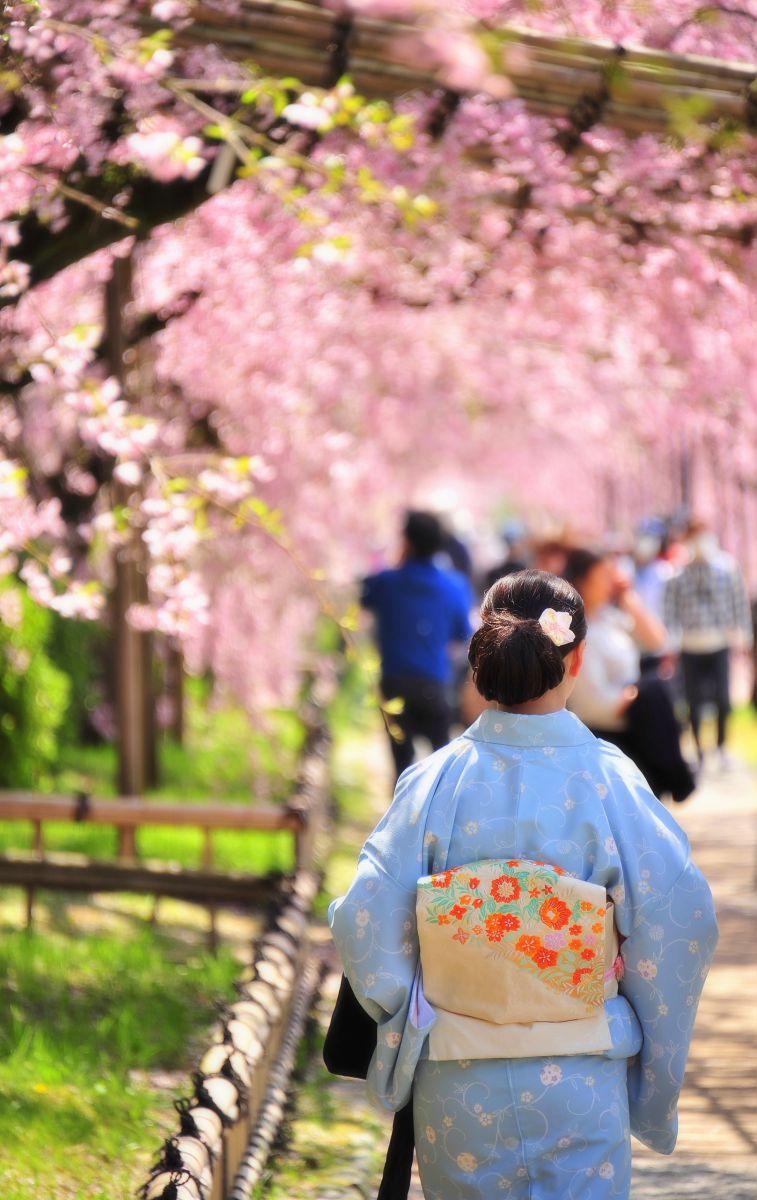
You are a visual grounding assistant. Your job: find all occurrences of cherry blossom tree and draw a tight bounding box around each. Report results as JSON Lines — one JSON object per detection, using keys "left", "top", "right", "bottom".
{"left": 2, "top": 0, "right": 757, "bottom": 725}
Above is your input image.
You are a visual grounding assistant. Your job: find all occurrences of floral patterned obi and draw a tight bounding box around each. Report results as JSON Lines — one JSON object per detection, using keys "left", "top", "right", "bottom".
{"left": 417, "top": 859, "right": 620, "bottom": 1061}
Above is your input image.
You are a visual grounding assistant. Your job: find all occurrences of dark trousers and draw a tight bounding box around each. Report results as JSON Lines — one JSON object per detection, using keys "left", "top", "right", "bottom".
{"left": 592, "top": 676, "right": 695, "bottom": 802}
{"left": 681, "top": 648, "right": 731, "bottom": 750}
{"left": 381, "top": 674, "right": 451, "bottom": 780}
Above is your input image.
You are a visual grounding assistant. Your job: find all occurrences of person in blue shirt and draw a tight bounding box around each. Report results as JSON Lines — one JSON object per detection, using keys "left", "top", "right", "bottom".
{"left": 362, "top": 511, "right": 473, "bottom": 780}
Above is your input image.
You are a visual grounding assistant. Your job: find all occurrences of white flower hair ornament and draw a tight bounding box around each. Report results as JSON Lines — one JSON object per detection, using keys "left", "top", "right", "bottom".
{"left": 538, "top": 608, "right": 576, "bottom": 647}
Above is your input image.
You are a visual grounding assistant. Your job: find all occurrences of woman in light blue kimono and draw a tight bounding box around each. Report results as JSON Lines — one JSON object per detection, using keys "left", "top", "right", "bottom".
{"left": 330, "top": 569, "right": 718, "bottom": 1200}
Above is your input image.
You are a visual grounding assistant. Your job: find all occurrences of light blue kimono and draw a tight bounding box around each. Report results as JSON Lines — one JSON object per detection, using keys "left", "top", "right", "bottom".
{"left": 329, "top": 708, "right": 718, "bottom": 1199}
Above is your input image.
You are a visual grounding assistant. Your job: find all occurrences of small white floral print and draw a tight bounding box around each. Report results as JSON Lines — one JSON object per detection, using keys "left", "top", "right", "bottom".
{"left": 402, "top": 941, "right": 413, "bottom": 955}
{"left": 542, "top": 746, "right": 555, "bottom": 756}
{"left": 493, "top": 759, "right": 507, "bottom": 773}
{"left": 649, "top": 1041, "right": 664, "bottom": 1059}
{"left": 658, "top": 1003, "right": 669, "bottom": 1015}
{"left": 604, "top": 836, "right": 617, "bottom": 854}
{"left": 649, "top": 924, "right": 665, "bottom": 941}
{"left": 558, "top": 1137, "right": 571, "bottom": 1148}
{"left": 540, "top": 1063, "right": 563, "bottom": 1086}
{"left": 479, "top": 1113, "right": 493, "bottom": 1126}
{"left": 473, "top": 1104, "right": 482, "bottom": 1113}
{"left": 686, "top": 993, "right": 694, "bottom": 1006}
{"left": 457, "top": 1153, "right": 478, "bottom": 1173}
{"left": 644, "top": 1066, "right": 656, "bottom": 1082}
{"left": 423, "top": 832, "right": 435, "bottom": 846}
{"left": 443, "top": 1115, "right": 454, "bottom": 1128}
{"left": 595, "top": 783, "right": 608, "bottom": 798}
{"left": 585, "top": 1075, "right": 595, "bottom": 1086}
{"left": 516, "top": 1166, "right": 528, "bottom": 1177}
{"left": 356, "top": 908, "right": 370, "bottom": 926}
{"left": 425, "top": 1125, "right": 436, "bottom": 1144}
{"left": 520, "top": 1091, "right": 534, "bottom": 1104}
{"left": 365, "top": 973, "right": 376, "bottom": 988}
{"left": 689, "top": 940, "right": 699, "bottom": 953}
{"left": 641, "top": 868, "right": 650, "bottom": 879}
{"left": 498, "top": 1180, "right": 512, "bottom": 1191}
{"left": 384, "top": 1031, "right": 401, "bottom": 1048}
{"left": 638, "top": 880, "right": 651, "bottom": 895}
{"left": 355, "top": 927, "right": 365, "bottom": 939}
{"left": 610, "top": 883, "right": 625, "bottom": 904}
{"left": 637, "top": 958, "right": 658, "bottom": 979}
{"left": 459, "top": 1059, "right": 471, "bottom": 1068}
{"left": 464, "top": 821, "right": 479, "bottom": 835}
{"left": 694, "top": 908, "right": 703, "bottom": 918}
{"left": 564, "top": 797, "right": 576, "bottom": 810}
{"left": 403, "top": 920, "right": 412, "bottom": 932}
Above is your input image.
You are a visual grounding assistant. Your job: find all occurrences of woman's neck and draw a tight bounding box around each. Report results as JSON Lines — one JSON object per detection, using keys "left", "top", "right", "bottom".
{"left": 497, "top": 693, "right": 567, "bottom": 716}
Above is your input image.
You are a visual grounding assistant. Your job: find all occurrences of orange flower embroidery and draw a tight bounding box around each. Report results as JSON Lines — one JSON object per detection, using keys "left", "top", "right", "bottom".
{"left": 581, "top": 948, "right": 596, "bottom": 960}
{"left": 468, "top": 877, "right": 481, "bottom": 888}
{"left": 534, "top": 946, "right": 559, "bottom": 969}
{"left": 507, "top": 860, "right": 521, "bottom": 867}
{"left": 515, "top": 934, "right": 542, "bottom": 957}
{"left": 432, "top": 871, "right": 454, "bottom": 888}
{"left": 539, "top": 897, "right": 572, "bottom": 930}
{"left": 529, "top": 887, "right": 542, "bottom": 898}
{"left": 543, "top": 884, "right": 553, "bottom": 894}
{"left": 569, "top": 938, "right": 582, "bottom": 950}
{"left": 570, "top": 924, "right": 583, "bottom": 935}
{"left": 501, "top": 913, "right": 521, "bottom": 932}
{"left": 484, "top": 913, "right": 509, "bottom": 942}
{"left": 592, "top": 922, "right": 603, "bottom": 933}
{"left": 472, "top": 924, "right": 483, "bottom": 935}
{"left": 460, "top": 895, "right": 472, "bottom": 905}
{"left": 437, "top": 914, "right": 451, "bottom": 925}
{"left": 580, "top": 901, "right": 593, "bottom": 912}
{"left": 553, "top": 866, "right": 566, "bottom": 875}
{"left": 452, "top": 928, "right": 469, "bottom": 944}
{"left": 597, "top": 906, "right": 606, "bottom": 916}
{"left": 472, "top": 898, "right": 484, "bottom": 908}
{"left": 572, "top": 967, "right": 592, "bottom": 985}
{"left": 450, "top": 904, "right": 467, "bottom": 920}
{"left": 491, "top": 874, "right": 521, "bottom": 904}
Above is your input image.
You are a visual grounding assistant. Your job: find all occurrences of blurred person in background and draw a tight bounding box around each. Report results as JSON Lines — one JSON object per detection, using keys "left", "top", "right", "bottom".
{"left": 664, "top": 519, "right": 753, "bottom": 769}
{"left": 482, "top": 519, "right": 531, "bottom": 593}
{"left": 361, "top": 510, "right": 472, "bottom": 781}
{"left": 632, "top": 518, "right": 676, "bottom": 677}
{"left": 564, "top": 548, "right": 695, "bottom": 801}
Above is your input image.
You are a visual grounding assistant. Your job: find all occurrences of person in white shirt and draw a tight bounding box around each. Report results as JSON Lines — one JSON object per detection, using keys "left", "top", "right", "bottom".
{"left": 564, "top": 549, "right": 694, "bottom": 801}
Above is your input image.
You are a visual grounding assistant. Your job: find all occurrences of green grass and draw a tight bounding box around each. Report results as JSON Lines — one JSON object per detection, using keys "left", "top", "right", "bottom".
{"left": 0, "top": 922, "right": 241, "bottom": 1200}
{"left": 730, "top": 704, "right": 757, "bottom": 766}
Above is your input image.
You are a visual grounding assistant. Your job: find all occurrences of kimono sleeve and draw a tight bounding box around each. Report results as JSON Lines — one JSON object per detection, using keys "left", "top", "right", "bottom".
{"left": 328, "top": 756, "right": 443, "bottom": 1111}
{"left": 606, "top": 754, "right": 719, "bottom": 1153}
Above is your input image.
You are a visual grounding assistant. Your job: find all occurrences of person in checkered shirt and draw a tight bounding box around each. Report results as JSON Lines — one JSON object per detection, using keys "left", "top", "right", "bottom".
{"left": 664, "top": 520, "right": 753, "bottom": 767}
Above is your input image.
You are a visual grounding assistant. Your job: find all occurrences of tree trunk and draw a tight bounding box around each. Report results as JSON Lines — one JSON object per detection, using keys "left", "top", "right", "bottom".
{"left": 104, "top": 255, "right": 157, "bottom": 793}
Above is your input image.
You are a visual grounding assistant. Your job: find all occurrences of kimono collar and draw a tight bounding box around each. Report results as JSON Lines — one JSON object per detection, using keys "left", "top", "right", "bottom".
{"left": 464, "top": 707, "right": 595, "bottom": 748}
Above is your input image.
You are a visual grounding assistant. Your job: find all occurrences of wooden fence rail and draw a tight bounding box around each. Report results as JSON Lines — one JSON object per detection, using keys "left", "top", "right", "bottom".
{"left": 0, "top": 709, "right": 331, "bottom": 947}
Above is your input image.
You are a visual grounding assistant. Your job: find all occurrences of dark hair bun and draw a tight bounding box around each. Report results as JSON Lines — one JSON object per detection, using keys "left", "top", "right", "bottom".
{"left": 468, "top": 569, "right": 586, "bottom": 707}
{"left": 469, "top": 613, "right": 566, "bottom": 706}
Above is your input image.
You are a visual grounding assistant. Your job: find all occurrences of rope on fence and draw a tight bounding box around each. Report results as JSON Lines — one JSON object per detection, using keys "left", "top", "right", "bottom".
{"left": 229, "top": 953, "right": 325, "bottom": 1200}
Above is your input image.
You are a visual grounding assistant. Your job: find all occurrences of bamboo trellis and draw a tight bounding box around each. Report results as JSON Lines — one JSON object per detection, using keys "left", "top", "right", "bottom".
{"left": 159, "top": 1, "right": 757, "bottom": 136}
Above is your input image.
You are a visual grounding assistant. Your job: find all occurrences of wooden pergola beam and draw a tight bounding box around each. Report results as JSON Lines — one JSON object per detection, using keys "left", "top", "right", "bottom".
{"left": 166, "top": 2, "right": 757, "bottom": 135}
